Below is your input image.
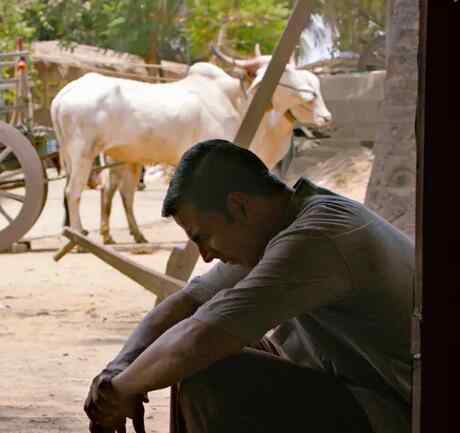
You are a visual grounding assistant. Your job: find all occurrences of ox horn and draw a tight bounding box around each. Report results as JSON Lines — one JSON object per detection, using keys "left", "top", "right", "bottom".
{"left": 254, "top": 43, "right": 262, "bottom": 57}
{"left": 211, "top": 46, "right": 268, "bottom": 73}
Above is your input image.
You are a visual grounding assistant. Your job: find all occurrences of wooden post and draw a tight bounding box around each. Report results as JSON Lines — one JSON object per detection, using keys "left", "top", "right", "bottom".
{"left": 412, "top": 1, "right": 426, "bottom": 432}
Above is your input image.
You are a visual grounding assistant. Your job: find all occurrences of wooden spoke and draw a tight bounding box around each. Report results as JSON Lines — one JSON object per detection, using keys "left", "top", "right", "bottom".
{"left": 0, "top": 190, "right": 25, "bottom": 203}
{"left": 0, "top": 121, "right": 48, "bottom": 251}
{"left": 0, "top": 168, "right": 23, "bottom": 182}
{"left": 0, "top": 146, "right": 12, "bottom": 164}
{"left": 0, "top": 204, "right": 13, "bottom": 223}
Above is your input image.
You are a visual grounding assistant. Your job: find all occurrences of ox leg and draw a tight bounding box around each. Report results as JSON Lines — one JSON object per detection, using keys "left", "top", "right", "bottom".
{"left": 65, "top": 155, "right": 94, "bottom": 251}
{"left": 63, "top": 177, "right": 71, "bottom": 227}
{"left": 100, "top": 164, "right": 120, "bottom": 245}
{"left": 119, "top": 163, "right": 148, "bottom": 244}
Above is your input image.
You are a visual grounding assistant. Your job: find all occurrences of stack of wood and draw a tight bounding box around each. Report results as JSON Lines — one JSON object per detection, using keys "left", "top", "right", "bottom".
{"left": 30, "top": 41, "right": 190, "bottom": 126}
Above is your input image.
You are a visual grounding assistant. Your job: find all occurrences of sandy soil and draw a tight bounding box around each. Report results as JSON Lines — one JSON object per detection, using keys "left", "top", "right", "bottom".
{"left": 0, "top": 149, "right": 373, "bottom": 433}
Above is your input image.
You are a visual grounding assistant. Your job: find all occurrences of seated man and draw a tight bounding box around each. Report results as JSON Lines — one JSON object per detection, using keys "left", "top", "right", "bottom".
{"left": 85, "top": 139, "right": 414, "bottom": 433}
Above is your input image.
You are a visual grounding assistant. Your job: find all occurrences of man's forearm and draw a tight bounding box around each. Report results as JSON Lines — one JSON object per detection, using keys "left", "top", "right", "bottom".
{"left": 111, "top": 318, "right": 245, "bottom": 395}
{"left": 105, "top": 290, "right": 200, "bottom": 373}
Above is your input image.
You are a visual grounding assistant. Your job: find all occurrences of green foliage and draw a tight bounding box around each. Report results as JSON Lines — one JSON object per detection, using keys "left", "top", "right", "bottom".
{"left": 183, "top": 0, "right": 385, "bottom": 60}
{"left": 0, "top": 1, "right": 37, "bottom": 109}
{"left": 0, "top": 1, "right": 36, "bottom": 52}
{"left": 310, "top": 0, "right": 386, "bottom": 53}
{"left": 19, "top": 0, "right": 186, "bottom": 61}
{"left": 184, "top": 0, "right": 290, "bottom": 59}
{"left": 1, "top": 0, "right": 386, "bottom": 64}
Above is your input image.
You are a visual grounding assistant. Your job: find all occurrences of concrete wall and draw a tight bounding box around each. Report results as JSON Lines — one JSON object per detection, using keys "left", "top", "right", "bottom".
{"left": 319, "top": 70, "right": 386, "bottom": 146}
{"left": 280, "top": 70, "right": 385, "bottom": 187}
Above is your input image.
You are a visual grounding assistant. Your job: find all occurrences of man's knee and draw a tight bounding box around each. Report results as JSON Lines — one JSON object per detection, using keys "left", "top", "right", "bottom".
{"left": 179, "top": 354, "right": 246, "bottom": 409}
{"left": 180, "top": 373, "right": 210, "bottom": 402}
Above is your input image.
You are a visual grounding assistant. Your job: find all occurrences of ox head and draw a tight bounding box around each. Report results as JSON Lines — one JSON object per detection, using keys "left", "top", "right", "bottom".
{"left": 212, "top": 46, "right": 332, "bottom": 128}
{"left": 248, "top": 64, "right": 332, "bottom": 128}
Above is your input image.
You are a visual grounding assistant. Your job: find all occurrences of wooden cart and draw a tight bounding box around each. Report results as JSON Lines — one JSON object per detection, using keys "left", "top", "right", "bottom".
{"left": 0, "top": 44, "right": 124, "bottom": 252}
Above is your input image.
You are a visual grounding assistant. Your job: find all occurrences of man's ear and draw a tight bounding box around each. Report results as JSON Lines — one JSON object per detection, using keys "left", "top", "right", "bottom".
{"left": 226, "top": 192, "right": 248, "bottom": 222}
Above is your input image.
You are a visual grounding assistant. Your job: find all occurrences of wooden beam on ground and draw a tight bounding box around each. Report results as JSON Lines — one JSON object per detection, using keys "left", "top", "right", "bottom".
{"left": 234, "top": 0, "right": 313, "bottom": 148}
{"left": 56, "top": 228, "right": 186, "bottom": 301}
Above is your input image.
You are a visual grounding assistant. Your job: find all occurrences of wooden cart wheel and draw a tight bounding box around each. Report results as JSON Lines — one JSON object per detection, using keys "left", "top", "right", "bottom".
{"left": 0, "top": 121, "right": 48, "bottom": 251}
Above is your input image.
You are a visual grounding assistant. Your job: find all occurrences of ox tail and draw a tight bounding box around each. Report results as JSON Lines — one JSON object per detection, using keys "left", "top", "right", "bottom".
{"left": 50, "top": 98, "right": 71, "bottom": 227}
{"left": 50, "top": 102, "right": 68, "bottom": 176}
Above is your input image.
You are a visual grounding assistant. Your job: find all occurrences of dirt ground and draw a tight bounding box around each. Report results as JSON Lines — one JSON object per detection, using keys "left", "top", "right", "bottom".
{"left": 0, "top": 148, "right": 373, "bottom": 433}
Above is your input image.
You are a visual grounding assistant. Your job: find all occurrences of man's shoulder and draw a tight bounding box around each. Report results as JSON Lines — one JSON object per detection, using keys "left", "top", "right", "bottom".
{"left": 284, "top": 180, "right": 413, "bottom": 250}
{"left": 291, "top": 185, "right": 371, "bottom": 238}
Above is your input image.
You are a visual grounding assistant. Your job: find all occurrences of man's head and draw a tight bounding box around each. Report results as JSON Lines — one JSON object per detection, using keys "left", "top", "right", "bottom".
{"left": 162, "top": 139, "right": 291, "bottom": 267}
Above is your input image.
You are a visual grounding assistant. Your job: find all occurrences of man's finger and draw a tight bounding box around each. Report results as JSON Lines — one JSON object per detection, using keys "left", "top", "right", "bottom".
{"left": 131, "top": 400, "right": 146, "bottom": 433}
{"left": 132, "top": 413, "right": 146, "bottom": 433}
{"left": 115, "top": 419, "right": 127, "bottom": 433}
{"left": 89, "top": 376, "right": 120, "bottom": 418}
{"left": 93, "top": 392, "right": 119, "bottom": 414}
{"left": 89, "top": 420, "right": 115, "bottom": 433}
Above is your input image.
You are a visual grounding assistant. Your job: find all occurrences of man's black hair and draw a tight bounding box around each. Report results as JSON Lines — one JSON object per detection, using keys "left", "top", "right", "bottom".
{"left": 161, "top": 139, "right": 287, "bottom": 218}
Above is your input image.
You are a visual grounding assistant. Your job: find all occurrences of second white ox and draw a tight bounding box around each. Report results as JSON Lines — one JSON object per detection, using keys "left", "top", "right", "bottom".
{"left": 51, "top": 58, "right": 331, "bottom": 244}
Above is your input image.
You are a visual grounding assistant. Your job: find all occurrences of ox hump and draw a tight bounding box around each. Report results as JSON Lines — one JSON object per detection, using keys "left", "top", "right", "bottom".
{"left": 188, "top": 62, "right": 231, "bottom": 80}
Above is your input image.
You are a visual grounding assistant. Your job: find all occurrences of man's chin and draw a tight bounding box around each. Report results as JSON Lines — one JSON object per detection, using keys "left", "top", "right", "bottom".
{"left": 244, "top": 257, "right": 260, "bottom": 268}
{"left": 222, "top": 256, "right": 258, "bottom": 268}
{"left": 223, "top": 258, "right": 245, "bottom": 267}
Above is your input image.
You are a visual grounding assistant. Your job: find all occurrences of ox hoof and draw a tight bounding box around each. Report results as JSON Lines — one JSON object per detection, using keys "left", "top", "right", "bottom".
{"left": 134, "top": 234, "right": 148, "bottom": 244}
{"left": 103, "top": 237, "right": 116, "bottom": 245}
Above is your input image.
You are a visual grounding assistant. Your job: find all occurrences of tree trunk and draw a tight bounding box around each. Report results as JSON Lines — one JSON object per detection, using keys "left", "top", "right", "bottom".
{"left": 364, "top": 0, "right": 419, "bottom": 240}
{"left": 145, "top": 28, "right": 162, "bottom": 79}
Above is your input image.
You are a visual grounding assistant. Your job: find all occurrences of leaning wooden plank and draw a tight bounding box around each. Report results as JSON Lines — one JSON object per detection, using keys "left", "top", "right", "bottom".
{"left": 56, "top": 228, "right": 186, "bottom": 300}
{"left": 165, "top": 241, "right": 200, "bottom": 284}
{"left": 153, "top": 0, "right": 314, "bottom": 281}
{"left": 172, "top": 0, "right": 314, "bottom": 273}
{"left": 234, "top": 0, "right": 313, "bottom": 148}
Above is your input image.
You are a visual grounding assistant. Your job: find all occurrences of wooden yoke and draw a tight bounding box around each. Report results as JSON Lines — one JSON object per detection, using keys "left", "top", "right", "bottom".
{"left": 54, "top": 0, "right": 313, "bottom": 303}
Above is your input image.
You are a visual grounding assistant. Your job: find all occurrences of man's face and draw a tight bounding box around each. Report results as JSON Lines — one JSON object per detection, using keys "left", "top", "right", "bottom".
{"left": 173, "top": 195, "right": 268, "bottom": 267}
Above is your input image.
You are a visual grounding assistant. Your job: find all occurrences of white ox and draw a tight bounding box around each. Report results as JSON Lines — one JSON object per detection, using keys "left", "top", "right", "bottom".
{"left": 51, "top": 56, "right": 331, "bottom": 244}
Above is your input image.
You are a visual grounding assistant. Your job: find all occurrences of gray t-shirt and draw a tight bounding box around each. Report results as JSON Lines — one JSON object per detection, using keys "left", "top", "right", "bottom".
{"left": 182, "top": 177, "right": 414, "bottom": 433}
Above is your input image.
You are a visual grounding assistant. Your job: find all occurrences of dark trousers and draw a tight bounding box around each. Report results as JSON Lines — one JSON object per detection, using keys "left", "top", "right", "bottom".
{"left": 170, "top": 338, "right": 374, "bottom": 433}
